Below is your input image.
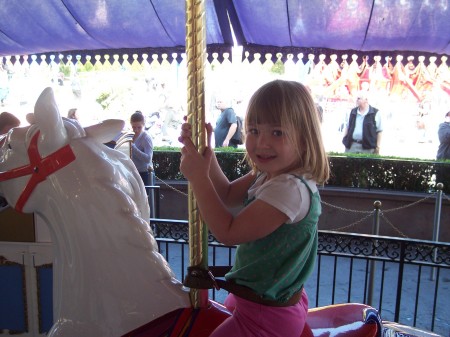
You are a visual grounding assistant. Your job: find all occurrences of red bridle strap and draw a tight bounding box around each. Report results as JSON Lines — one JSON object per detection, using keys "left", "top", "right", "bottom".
{"left": 0, "top": 131, "right": 76, "bottom": 212}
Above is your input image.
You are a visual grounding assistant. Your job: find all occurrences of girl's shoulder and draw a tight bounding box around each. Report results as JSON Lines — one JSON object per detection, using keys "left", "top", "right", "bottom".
{"left": 268, "top": 173, "right": 317, "bottom": 188}
{"left": 287, "top": 174, "right": 318, "bottom": 193}
{"left": 250, "top": 174, "right": 318, "bottom": 223}
{"left": 252, "top": 173, "right": 318, "bottom": 194}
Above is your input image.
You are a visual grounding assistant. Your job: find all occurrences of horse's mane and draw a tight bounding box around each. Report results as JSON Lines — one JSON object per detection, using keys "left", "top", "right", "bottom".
{"left": 0, "top": 88, "right": 191, "bottom": 337}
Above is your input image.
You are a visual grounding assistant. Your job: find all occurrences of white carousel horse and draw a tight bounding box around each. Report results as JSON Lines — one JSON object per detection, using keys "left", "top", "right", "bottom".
{"left": 0, "top": 87, "right": 381, "bottom": 337}
{"left": 0, "top": 87, "right": 193, "bottom": 336}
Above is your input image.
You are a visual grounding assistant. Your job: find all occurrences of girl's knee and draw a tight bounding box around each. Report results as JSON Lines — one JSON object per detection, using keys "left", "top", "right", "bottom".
{"left": 223, "top": 293, "right": 237, "bottom": 313}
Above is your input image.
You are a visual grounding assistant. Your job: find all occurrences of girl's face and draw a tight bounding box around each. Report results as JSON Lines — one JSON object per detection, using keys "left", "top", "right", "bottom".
{"left": 131, "top": 121, "right": 144, "bottom": 136}
{"left": 245, "top": 123, "right": 297, "bottom": 180}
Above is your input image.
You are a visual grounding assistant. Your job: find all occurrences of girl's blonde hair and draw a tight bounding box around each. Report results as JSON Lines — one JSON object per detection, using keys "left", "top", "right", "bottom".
{"left": 245, "top": 80, "right": 330, "bottom": 184}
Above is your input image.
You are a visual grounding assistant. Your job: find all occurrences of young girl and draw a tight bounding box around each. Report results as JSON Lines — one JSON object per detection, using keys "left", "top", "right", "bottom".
{"left": 179, "top": 80, "right": 330, "bottom": 337}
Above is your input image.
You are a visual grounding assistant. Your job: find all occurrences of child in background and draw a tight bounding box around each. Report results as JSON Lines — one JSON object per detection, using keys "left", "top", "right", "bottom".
{"left": 179, "top": 80, "right": 330, "bottom": 337}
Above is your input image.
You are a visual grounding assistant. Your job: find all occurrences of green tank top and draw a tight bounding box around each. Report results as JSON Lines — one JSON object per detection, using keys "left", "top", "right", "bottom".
{"left": 225, "top": 176, "right": 320, "bottom": 303}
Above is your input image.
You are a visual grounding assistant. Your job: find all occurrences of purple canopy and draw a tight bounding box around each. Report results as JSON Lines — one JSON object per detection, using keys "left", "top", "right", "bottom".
{"left": 0, "top": 0, "right": 448, "bottom": 58}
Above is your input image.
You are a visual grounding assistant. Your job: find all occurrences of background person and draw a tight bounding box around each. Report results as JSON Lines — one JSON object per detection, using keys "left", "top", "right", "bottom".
{"left": 130, "top": 111, "right": 154, "bottom": 188}
{"left": 214, "top": 95, "right": 238, "bottom": 148}
{"left": 67, "top": 108, "right": 79, "bottom": 121}
{"left": 179, "top": 80, "right": 329, "bottom": 337}
{"left": 436, "top": 110, "right": 450, "bottom": 160}
{"left": 0, "top": 111, "right": 20, "bottom": 208}
{"left": 305, "top": 85, "right": 324, "bottom": 123}
{"left": 342, "top": 91, "right": 383, "bottom": 154}
{"left": 0, "top": 64, "right": 9, "bottom": 106}
{"left": 158, "top": 80, "right": 180, "bottom": 141}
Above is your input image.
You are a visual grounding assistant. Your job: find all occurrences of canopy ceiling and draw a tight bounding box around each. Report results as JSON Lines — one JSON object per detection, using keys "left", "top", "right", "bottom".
{"left": 0, "top": 0, "right": 449, "bottom": 60}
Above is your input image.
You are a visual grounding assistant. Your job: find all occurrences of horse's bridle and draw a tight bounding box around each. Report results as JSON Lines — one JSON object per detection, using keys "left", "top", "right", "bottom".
{"left": 0, "top": 131, "right": 76, "bottom": 212}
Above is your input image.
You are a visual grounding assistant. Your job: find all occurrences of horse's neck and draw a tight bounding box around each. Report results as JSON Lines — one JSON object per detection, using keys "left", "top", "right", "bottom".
{"left": 37, "top": 183, "right": 191, "bottom": 329}
{"left": 35, "top": 176, "right": 170, "bottom": 282}
{"left": 39, "top": 189, "right": 155, "bottom": 254}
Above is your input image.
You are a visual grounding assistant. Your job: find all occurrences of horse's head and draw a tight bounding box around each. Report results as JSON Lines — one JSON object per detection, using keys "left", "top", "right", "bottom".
{"left": 0, "top": 87, "right": 130, "bottom": 213}
{"left": 1, "top": 88, "right": 192, "bottom": 336}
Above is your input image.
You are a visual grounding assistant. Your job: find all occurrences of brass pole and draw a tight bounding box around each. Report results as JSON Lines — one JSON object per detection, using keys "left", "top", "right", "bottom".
{"left": 185, "top": 0, "right": 208, "bottom": 308}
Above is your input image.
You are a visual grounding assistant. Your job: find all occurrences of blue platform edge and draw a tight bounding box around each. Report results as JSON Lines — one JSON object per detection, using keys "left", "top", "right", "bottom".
{"left": 36, "top": 265, "right": 53, "bottom": 333}
{"left": 0, "top": 264, "right": 27, "bottom": 332}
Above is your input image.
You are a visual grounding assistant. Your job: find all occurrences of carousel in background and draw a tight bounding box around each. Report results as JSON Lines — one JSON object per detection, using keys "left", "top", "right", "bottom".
{"left": 0, "top": 50, "right": 449, "bottom": 156}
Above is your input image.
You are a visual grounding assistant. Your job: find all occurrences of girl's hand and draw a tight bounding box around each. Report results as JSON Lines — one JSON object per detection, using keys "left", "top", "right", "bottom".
{"left": 178, "top": 122, "right": 213, "bottom": 144}
{"left": 179, "top": 123, "right": 214, "bottom": 184}
{"left": 178, "top": 121, "right": 192, "bottom": 143}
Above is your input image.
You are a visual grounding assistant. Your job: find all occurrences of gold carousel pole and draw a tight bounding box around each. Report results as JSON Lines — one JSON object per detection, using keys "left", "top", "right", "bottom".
{"left": 185, "top": 0, "right": 208, "bottom": 308}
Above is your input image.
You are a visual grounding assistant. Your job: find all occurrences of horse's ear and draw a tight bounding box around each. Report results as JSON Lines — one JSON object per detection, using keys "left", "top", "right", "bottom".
{"left": 26, "top": 113, "right": 35, "bottom": 125}
{"left": 33, "top": 87, "right": 67, "bottom": 156}
{"left": 84, "top": 119, "right": 125, "bottom": 144}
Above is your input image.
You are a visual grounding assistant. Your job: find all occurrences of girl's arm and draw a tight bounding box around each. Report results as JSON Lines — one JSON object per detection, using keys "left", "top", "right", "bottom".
{"left": 180, "top": 135, "right": 288, "bottom": 246}
{"left": 181, "top": 123, "right": 252, "bottom": 208}
{"left": 208, "top": 132, "right": 253, "bottom": 207}
{"left": 209, "top": 149, "right": 254, "bottom": 208}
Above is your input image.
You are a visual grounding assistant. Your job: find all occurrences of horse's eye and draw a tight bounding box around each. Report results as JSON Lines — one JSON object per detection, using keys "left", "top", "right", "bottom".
{"left": 7, "top": 143, "right": 12, "bottom": 149}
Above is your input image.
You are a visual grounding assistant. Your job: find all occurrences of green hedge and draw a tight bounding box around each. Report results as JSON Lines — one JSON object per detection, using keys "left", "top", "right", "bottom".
{"left": 153, "top": 149, "right": 450, "bottom": 194}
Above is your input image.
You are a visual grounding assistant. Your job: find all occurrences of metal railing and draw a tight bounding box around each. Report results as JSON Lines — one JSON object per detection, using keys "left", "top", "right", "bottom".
{"left": 150, "top": 218, "right": 450, "bottom": 336}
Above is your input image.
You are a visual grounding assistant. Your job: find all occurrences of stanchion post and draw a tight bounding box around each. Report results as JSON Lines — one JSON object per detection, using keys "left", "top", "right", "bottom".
{"left": 367, "top": 200, "right": 381, "bottom": 306}
{"left": 430, "top": 183, "right": 443, "bottom": 281}
{"left": 147, "top": 171, "right": 156, "bottom": 218}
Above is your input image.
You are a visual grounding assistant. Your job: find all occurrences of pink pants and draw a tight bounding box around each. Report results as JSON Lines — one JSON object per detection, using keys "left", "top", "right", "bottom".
{"left": 210, "top": 289, "right": 309, "bottom": 337}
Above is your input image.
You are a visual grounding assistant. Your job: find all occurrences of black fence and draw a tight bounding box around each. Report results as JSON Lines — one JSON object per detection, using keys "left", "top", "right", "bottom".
{"left": 150, "top": 218, "right": 450, "bottom": 336}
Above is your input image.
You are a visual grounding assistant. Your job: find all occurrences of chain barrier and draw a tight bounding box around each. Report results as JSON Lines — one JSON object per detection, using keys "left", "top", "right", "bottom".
{"left": 153, "top": 177, "right": 445, "bottom": 239}
{"left": 381, "top": 193, "right": 435, "bottom": 213}
{"left": 379, "top": 212, "right": 409, "bottom": 238}
{"left": 320, "top": 200, "right": 374, "bottom": 231}
{"left": 322, "top": 192, "right": 441, "bottom": 237}
{"left": 154, "top": 175, "right": 188, "bottom": 197}
{"left": 443, "top": 192, "right": 450, "bottom": 203}
{"left": 320, "top": 200, "right": 372, "bottom": 214}
{"left": 326, "top": 212, "right": 374, "bottom": 232}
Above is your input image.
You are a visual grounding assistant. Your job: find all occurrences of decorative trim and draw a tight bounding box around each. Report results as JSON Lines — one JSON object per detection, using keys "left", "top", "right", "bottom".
{"left": 0, "top": 255, "right": 28, "bottom": 333}
{"left": 35, "top": 263, "right": 53, "bottom": 334}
